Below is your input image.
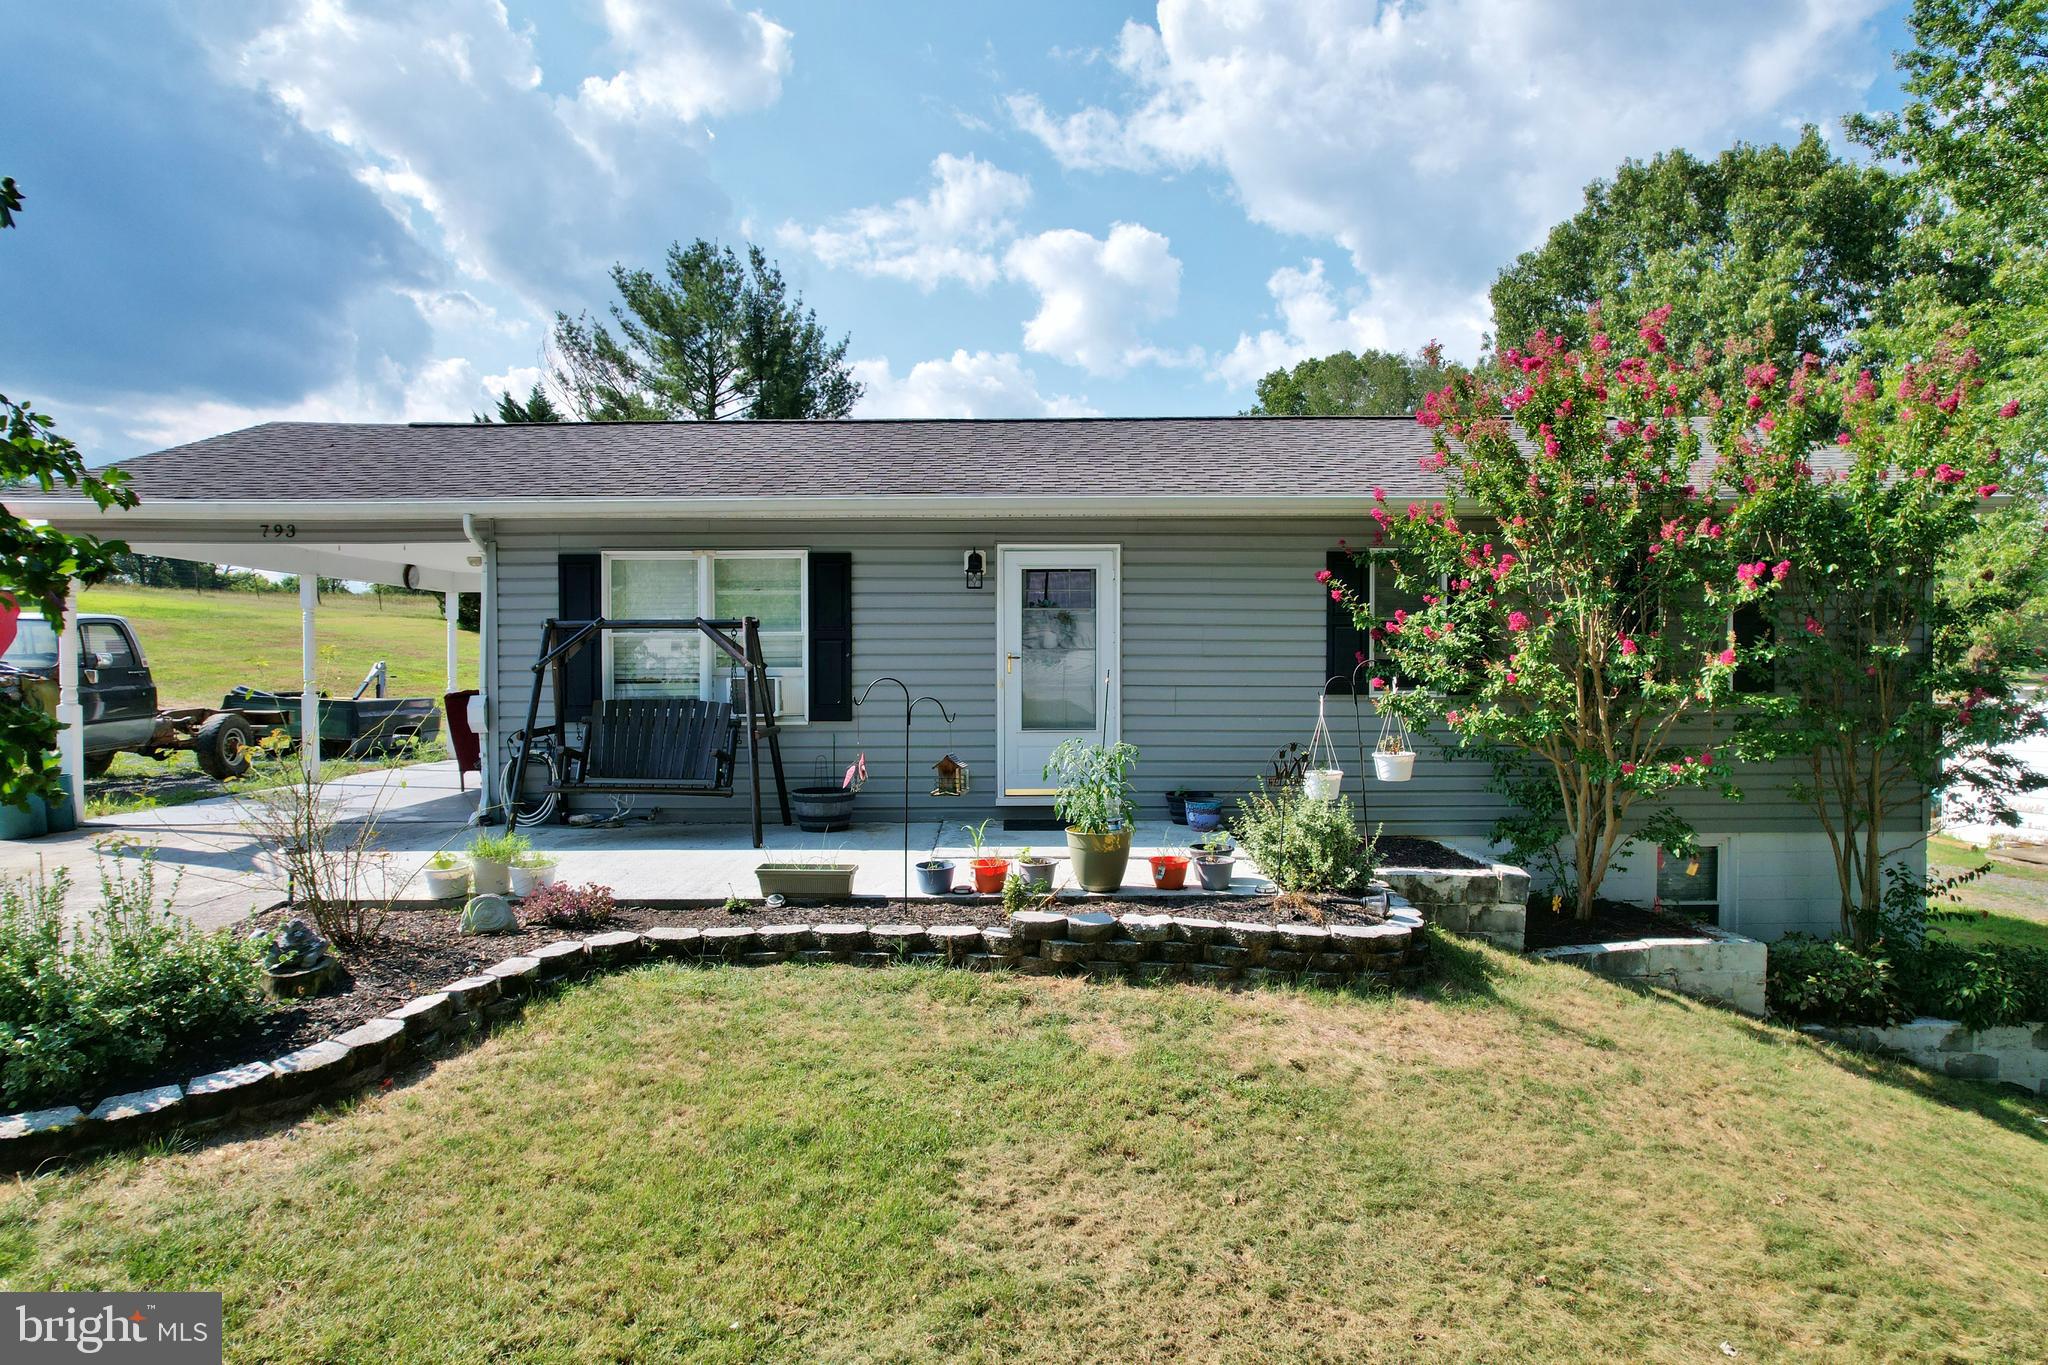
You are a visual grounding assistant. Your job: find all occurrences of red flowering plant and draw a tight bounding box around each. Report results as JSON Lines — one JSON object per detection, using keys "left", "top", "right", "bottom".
{"left": 1347, "top": 313, "right": 1773, "bottom": 920}
{"left": 1714, "top": 328, "right": 2047, "bottom": 946}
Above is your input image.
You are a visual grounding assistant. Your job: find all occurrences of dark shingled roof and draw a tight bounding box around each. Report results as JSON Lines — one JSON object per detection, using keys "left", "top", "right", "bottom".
{"left": 108, "top": 417, "right": 1447, "bottom": 502}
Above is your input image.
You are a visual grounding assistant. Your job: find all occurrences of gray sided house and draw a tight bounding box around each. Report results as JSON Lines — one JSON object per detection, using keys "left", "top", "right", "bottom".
{"left": 22, "top": 417, "right": 1918, "bottom": 940}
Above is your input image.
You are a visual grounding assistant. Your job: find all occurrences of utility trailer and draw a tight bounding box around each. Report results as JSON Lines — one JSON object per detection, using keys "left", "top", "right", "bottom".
{"left": 0, "top": 613, "right": 441, "bottom": 780}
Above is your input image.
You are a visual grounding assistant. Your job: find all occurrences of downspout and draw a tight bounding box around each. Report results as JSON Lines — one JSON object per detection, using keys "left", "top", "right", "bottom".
{"left": 463, "top": 513, "right": 499, "bottom": 823}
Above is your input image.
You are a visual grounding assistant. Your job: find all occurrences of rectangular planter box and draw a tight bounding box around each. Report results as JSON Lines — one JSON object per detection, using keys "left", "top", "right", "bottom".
{"left": 756, "top": 864, "right": 858, "bottom": 900}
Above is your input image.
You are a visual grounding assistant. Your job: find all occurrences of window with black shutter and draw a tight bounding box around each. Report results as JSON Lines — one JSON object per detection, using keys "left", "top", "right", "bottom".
{"left": 557, "top": 552, "right": 602, "bottom": 723}
{"left": 808, "top": 552, "right": 853, "bottom": 721}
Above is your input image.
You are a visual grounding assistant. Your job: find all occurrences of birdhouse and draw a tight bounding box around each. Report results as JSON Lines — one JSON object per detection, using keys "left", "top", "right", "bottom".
{"left": 930, "top": 752, "right": 969, "bottom": 798}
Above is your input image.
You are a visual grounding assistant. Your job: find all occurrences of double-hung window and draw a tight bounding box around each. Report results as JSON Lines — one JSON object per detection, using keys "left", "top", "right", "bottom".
{"left": 603, "top": 551, "right": 809, "bottom": 722}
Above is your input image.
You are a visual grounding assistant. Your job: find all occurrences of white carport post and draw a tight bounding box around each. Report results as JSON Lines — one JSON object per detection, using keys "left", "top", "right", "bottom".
{"left": 299, "top": 574, "right": 321, "bottom": 778}
{"left": 55, "top": 588, "right": 86, "bottom": 825}
{"left": 444, "top": 590, "right": 460, "bottom": 693}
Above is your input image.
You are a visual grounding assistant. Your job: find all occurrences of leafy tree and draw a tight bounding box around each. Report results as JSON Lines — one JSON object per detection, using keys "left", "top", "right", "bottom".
{"left": 1249, "top": 347, "right": 1455, "bottom": 417}
{"left": 1717, "top": 332, "right": 2047, "bottom": 945}
{"left": 1354, "top": 318, "right": 1768, "bottom": 918}
{"left": 1490, "top": 130, "right": 1922, "bottom": 370}
{"left": 472, "top": 383, "right": 563, "bottom": 425}
{"left": 1, "top": 180, "right": 138, "bottom": 810}
{"left": 551, "top": 239, "right": 861, "bottom": 421}
{"left": 1847, "top": 0, "right": 2048, "bottom": 485}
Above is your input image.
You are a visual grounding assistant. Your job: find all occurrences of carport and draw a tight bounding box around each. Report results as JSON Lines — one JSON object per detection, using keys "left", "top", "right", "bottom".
{"left": 13, "top": 495, "right": 490, "bottom": 826}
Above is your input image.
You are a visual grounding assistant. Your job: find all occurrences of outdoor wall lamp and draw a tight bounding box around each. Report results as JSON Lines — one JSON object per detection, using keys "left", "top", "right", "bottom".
{"left": 963, "top": 548, "right": 986, "bottom": 589}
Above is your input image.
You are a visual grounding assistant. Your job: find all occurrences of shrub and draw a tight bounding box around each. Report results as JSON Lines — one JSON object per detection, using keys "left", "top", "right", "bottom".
{"left": 1766, "top": 936, "right": 1904, "bottom": 1025}
{"left": 521, "top": 881, "right": 616, "bottom": 931}
{"left": 1001, "top": 871, "right": 1030, "bottom": 916}
{"left": 1767, "top": 935, "right": 2048, "bottom": 1030}
{"left": 0, "top": 855, "right": 266, "bottom": 1110}
{"left": 1894, "top": 940, "right": 2048, "bottom": 1031}
{"left": 1233, "top": 781, "right": 1376, "bottom": 896}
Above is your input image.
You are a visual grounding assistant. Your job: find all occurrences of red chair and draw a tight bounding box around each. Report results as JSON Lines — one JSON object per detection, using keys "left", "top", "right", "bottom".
{"left": 444, "top": 689, "right": 481, "bottom": 790}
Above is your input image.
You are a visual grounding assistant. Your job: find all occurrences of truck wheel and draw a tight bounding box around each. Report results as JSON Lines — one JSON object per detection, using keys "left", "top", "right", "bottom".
{"left": 194, "top": 714, "right": 255, "bottom": 780}
{"left": 83, "top": 752, "right": 115, "bottom": 779}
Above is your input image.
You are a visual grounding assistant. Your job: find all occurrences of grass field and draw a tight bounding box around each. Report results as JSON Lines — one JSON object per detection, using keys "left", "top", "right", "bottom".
{"left": 71, "top": 586, "right": 477, "bottom": 815}
{"left": 1927, "top": 833, "right": 2048, "bottom": 951}
{"left": 3, "top": 943, "right": 2044, "bottom": 1362}
{"left": 77, "top": 584, "right": 478, "bottom": 708}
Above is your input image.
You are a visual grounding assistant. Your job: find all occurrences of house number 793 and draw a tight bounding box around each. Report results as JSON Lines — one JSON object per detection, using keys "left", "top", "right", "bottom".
{"left": 261, "top": 522, "right": 297, "bottom": 539}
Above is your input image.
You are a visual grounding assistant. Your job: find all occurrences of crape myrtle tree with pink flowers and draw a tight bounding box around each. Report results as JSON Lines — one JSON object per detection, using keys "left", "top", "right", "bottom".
{"left": 1339, "top": 310, "right": 1773, "bottom": 921}
{"left": 1713, "top": 329, "right": 2048, "bottom": 947}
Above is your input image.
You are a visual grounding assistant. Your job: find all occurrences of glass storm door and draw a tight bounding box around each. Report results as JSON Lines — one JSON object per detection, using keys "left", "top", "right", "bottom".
{"left": 998, "top": 546, "right": 1120, "bottom": 798}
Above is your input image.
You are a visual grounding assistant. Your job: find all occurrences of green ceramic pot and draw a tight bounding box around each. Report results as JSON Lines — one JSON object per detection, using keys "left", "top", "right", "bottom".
{"left": 1064, "top": 826, "right": 1133, "bottom": 894}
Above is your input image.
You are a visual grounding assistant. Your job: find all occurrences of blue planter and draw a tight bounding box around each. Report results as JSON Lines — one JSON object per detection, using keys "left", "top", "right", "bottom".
{"left": 0, "top": 797, "right": 49, "bottom": 840}
{"left": 1184, "top": 799, "right": 1222, "bottom": 833}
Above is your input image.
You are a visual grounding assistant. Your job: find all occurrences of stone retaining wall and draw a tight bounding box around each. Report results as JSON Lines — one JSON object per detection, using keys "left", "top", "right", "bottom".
{"left": 1, "top": 909, "right": 1430, "bottom": 1170}
{"left": 1378, "top": 851, "right": 1529, "bottom": 951}
{"left": 1802, "top": 1017, "right": 2048, "bottom": 1094}
{"left": 1530, "top": 924, "right": 1768, "bottom": 1015}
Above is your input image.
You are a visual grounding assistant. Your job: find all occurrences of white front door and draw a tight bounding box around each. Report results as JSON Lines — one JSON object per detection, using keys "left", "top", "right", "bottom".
{"left": 997, "top": 545, "right": 1120, "bottom": 799}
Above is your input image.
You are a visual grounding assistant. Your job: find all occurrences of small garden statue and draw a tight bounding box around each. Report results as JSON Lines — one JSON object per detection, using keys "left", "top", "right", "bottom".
{"left": 459, "top": 893, "right": 519, "bottom": 935}
{"left": 260, "top": 917, "right": 342, "bottom": 998}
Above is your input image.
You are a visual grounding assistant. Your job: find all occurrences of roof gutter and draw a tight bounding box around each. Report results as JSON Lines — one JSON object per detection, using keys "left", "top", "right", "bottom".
{"left": 12, "top": 492, "right": 1407, "bottom": 524}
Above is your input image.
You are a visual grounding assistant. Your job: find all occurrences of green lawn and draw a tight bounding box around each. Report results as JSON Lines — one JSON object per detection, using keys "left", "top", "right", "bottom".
{"left": 1926, "top": 833, "right": 2048, "bottom": 951}
{"left": 72, "top": 586, "right": 476, "bottom": 816}
{"left": 3, "top": 944, "right": 2044, "bottom": 1362}
{"left": 77, "top": 584, "right": 477, "bottom": 709}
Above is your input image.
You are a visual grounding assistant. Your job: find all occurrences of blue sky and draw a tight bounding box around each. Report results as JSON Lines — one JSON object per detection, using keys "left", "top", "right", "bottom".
{"left": 6, "top": 1, "right": 1914, "bottom": 459}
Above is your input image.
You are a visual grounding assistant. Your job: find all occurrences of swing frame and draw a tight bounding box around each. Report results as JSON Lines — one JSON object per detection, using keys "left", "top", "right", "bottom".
{"left": 504, "top": 616, "right": 793, "bottom": 848}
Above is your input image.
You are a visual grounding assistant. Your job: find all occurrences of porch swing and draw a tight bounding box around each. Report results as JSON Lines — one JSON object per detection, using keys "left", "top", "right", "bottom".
{"left": 504, "top": 615, "right": 793, "bottom": 848}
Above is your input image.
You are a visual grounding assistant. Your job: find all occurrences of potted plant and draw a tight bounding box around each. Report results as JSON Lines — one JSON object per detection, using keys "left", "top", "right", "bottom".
{"left": 1194, "top": 849, "right": 1235, "bottom": 891}
{"left": 756, "top": 860, "right": 859, "bottom": 900}
{"left": 1044, "top": 738, "right": 1138, "bottom": 893}
{"left": 1189, "top": 830, "right": 1235, "bottom": 858}
{"left": 1184, "top": 797, "right": 1223, "bottom": 833}
{"left": 964, "top": 818, "right": 1008, "bottom": 894}
{"left": 915, "top": 857, "right": 955, "bottom": 895}
{"left": 420, "top": 850, "right": 470, "bottom": 901}
{"left": 1373, "top": 706, "right": 1415, "bottom": 782}
{"left": 510, "top": 850, "right": 559, "bottom": 897}
{"left": 1148, "top": 852, "right": 1190, "bottom": 890}
{"left": 1013, "top": 845, "right": 1056, "bottom": 890}
{"left": 467, "top": 830, "right": 528, "bottom": 897}
{"left": 1165, "top": 786, "right": 1214, "bottom": 825}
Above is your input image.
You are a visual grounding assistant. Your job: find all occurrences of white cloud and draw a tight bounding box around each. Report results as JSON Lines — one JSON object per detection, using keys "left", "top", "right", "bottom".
{"left": 203, "top": 0, "right": 775, "bottom": 313}
{"left": 777, "top": 154, "right": 1032, "bottom": 289}
{"left": 1211, "top": 259, "right": 1490, "bottom": 388}
{"left": 1003, "top": 222, "right": 1184, "bottom": 375}
{"left": 851, "top": 351, "right": 1096, "bottom": 418}
{"left": 576, "top": 0, "right": 792, "bottom": 123}
{"left": 1011, "top": 0, "right": 1890, "bottom": 358}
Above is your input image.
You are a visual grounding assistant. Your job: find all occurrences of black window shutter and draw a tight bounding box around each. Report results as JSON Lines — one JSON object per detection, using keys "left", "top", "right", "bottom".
{"left": 1325, "top": 550, "right": 1368, "bottom": 693}
{"left": 810, "top": 552, "right": 853, "bottom": 721}
{"left": 558, "top": 553, "right": 602, "bottom": 723}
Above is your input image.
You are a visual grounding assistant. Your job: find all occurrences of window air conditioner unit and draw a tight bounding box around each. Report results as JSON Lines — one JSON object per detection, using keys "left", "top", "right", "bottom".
{"left": 728, "top": 673, "right": 785, "bottom": 717}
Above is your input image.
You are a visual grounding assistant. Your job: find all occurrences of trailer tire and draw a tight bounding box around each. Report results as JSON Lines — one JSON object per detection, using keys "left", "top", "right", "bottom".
{"left": 194, "top": 714, "right": 255, "bottom": 781}
{"left": 83, "top": 752, "right": 115, "bottom": 779}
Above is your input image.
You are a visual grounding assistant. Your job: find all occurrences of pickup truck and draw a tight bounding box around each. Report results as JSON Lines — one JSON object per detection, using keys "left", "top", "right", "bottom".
{"left": 1, "top": 613, "right": 257, "bottom": 778}
{"left": 0, "top": 613, "right": 440, "bottom": 780}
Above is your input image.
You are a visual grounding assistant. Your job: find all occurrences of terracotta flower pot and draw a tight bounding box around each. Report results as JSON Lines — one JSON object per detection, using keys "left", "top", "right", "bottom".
{"left": 971, "top": 858, "right": 1009, "bottom": 893}
{"left": 1149, "top": 854, "right": 1190, "bottom": 890}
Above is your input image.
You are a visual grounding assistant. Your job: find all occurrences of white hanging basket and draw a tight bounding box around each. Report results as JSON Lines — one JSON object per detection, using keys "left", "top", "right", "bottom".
{"left": 1303, "top": 767, "right": 1345, "bottom": 801}
{"left": 1373, "top": 750, "right": 1416, "bottom": 783}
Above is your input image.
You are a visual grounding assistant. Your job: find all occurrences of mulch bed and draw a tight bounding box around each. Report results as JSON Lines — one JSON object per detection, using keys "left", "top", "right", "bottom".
{"left": 1374, "top": 835, "right": 1485, "bottom": 871}
{"left": 114, "top": 887, "right": 1403, "bottom": 1102}
{"left": 1521, "top": 897, "right": 1718, "bottom": 952}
